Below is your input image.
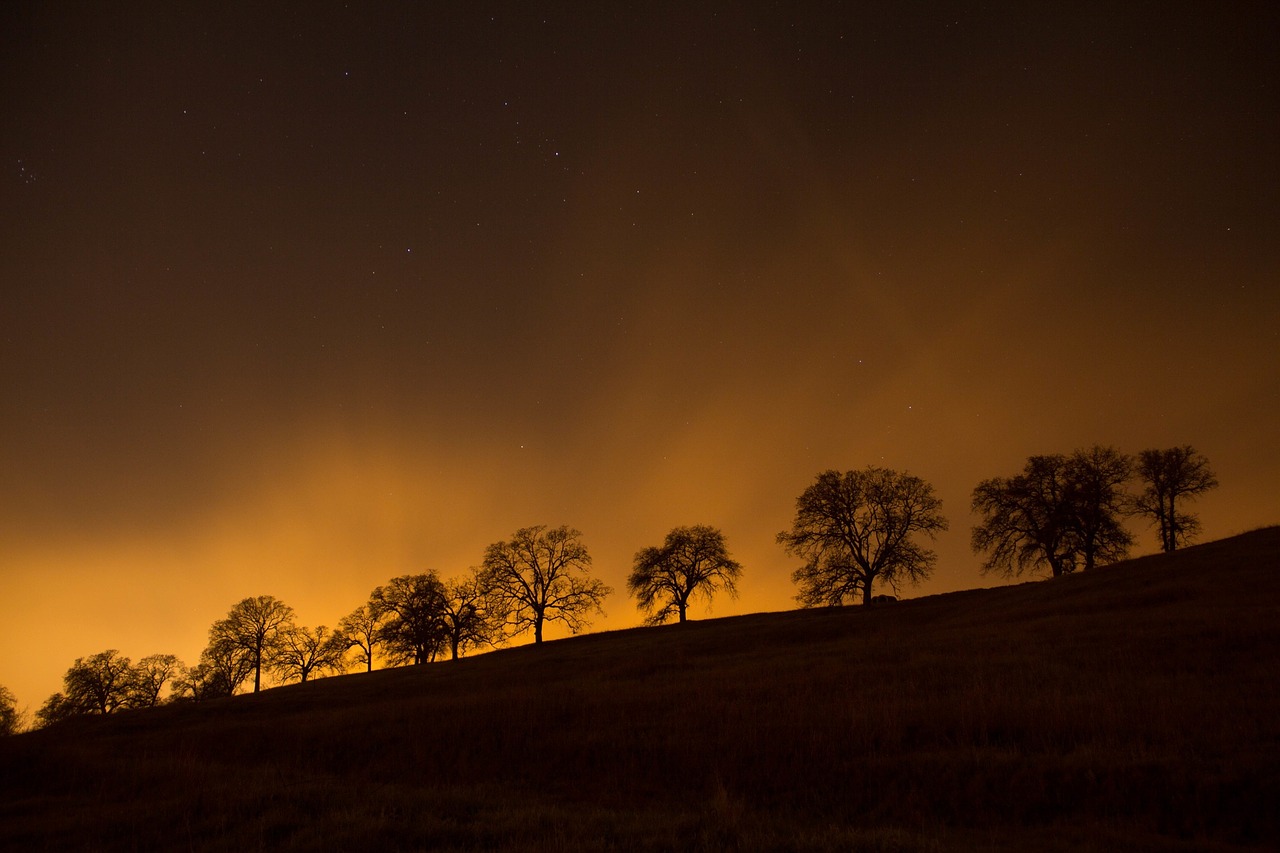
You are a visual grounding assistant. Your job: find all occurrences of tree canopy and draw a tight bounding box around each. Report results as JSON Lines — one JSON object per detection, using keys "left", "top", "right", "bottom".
{"left": 0, "top": 685, "right": 22, "bottom": 735}
{"left": 334, "top": 603, "right": 384, "bottom": 673}
{"left": 1134, "top": 446, "right": 1218, "bottom": 552}
{"left": 207, "top": 595, "right": 296, "bottom": 694}
{"left": 371, "top": 573, "right": 449, "bottom": 665}
{"left": 269, "top": 625, "right": 346, "bottom": 684}
{"left": 481, "top": 525, "right": 612, "bottom": 643}
{"left": 971, "top": 446, "right": 1134, "bottom": 577}
{"left": 439, "top": 569, "right": 501, "bottom": 660}
{"left": 628, "top": 525, "right": 742, "bottom": 624}
{"left": 128, "top": 654, "right": 184, "bottom": 708}
{"left": 778, "top": 468, "right": 948, "bottom": 606}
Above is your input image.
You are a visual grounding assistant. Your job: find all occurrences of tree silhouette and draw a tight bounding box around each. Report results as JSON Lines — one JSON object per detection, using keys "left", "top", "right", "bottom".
{"left": 440, "top": 569, "right": 501, "bottom": 660}
{"left": 778, "top": 468, "right": 948, "bottom": 606}
{"left": 208, "top": 596, "right": 296, "bottom": 693}
{"left": 269, "top": 625, "right": 346, "bottom": 684}
{"left": 65, "top": 649, "right": 134, "bottom": 715}
{"left": 35, "top": 693, "right": 79, "bottom": 728}
{"left": 972, "top": 454, "right": 1077, "bottom": 577}
{"left": 172, "top": 642, "right": 250, "bottom": 701}
{"left": 371, "top": 573, "right": 449, "bottom": 665}
{"left": 202, "top": 633, "right": 257, "bottom": 697}
{"left": 480, "top": 525, "right": 612, "bottom": 644}
{"left": 0, "top": 685, "right": 21, "bottom": 735}
{"left": 628, "top": 525, "right": 742, "bottom": 624}
{"left": 335, "top": 604, "right": 385, "bottom": 672}
{"left": 34, "top": 650, "right": 135, "bottom": 725}
{"left": 972, "top": 446, "right": 1133, "bottom": 577}
{"left": 1134, "top": 446, "right": 1218, "bottom": 552}
{"left": 127, "top": 653, "right": 184, "bottom": 708}
{"left": 1065, "top": 446, "right": 1133, "bottom": 571}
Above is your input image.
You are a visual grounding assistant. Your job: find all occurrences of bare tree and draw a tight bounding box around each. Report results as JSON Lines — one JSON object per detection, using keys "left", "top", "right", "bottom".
{"left": 480, "top": 525, "right": 612, "bottom": 644}
{"left": 65, "top": 650, "right": 134, "bottom": 715}
{"left": 972, "top": 454, "right": 1078, "bottom": 578}
{"left": 628, "top": 525, "right": 742, "bottom": 624}
{"left": 0, "top": 685, "right": 22, "bottom": 735}
{"left": 35, "top": 650, "right": 135, "bottom": 725}
{"left": 1066, "top": 445, "right": 1134, "bottom": 571}
{"left": 198, "top": 633, "right": 257, "bottom": 698}
{"left": 972, "top": 446, "right": 1134, "bottom": 578}
{"left": 171, "top": 642, "right": 251, "bottom": 702}
{"left": 269, "top": 625, "right": 346, "bottom": 684}
{"left": 440, "top": 569, "right": 502, "bottom": 660}
{"left": 1134, "top": 446, "right": 1219, "bottom": 552}
{"left": 35, "top": 693, "right": 79, "bottom": 728}
{"left": 334, "top": 603, "right": 384, "bottom": 672}
{"left": 208, "top": 595, "right": 296, "bottom": 693}
{"left": 371, "top": 573, "right": 449, "bottom": 665}
{"left": 779, "top": 468, "right": 947, "bottom": 606}
{"left": 127, "top": 653, "right": 184, "bottom": 708}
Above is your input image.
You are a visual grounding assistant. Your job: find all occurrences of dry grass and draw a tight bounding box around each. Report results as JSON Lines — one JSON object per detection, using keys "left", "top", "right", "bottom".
{"left": 2, "top": 527, "right": 1278, "bottom": 851}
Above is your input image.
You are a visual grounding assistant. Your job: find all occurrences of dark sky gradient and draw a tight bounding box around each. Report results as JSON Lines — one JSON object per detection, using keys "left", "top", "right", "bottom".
{"left": 3, "top": 2, "right": 1277, "bottom": 709}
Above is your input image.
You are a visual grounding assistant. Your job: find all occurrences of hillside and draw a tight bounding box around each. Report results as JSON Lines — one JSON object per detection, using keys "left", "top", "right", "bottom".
{"left": 2, "top": 528, "right": 1278, "bottom": 851}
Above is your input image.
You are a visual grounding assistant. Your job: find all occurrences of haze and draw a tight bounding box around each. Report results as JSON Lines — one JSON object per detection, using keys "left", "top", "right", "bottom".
{"left": 2, "top": 2, "right": 1276, "bottom": 710}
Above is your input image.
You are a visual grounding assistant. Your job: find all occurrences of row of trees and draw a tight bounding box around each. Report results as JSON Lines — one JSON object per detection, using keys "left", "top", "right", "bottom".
{"left": 775, "top": 445, "right": 1217, "bottom": 608}
{"left": 971, "top": 445, "right": 1217, "bottom": 578}
{"left": 17, "top": 524, "right": 740, "bottom": 725}
{"left": 30, "top": 651, "right": 184, "bottom": 727}
{"left": 6, "top": 445, "right": 1215, "bottom": 730}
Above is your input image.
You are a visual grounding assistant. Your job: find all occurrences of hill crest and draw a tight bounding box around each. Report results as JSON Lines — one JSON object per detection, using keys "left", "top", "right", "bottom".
{"left": 3, "top": 526, "right": 1277, "bottom": 851}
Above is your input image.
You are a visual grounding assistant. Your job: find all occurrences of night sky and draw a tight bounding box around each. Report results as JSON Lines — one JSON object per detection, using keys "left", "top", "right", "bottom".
{"left": 3, "top": 2, "right": 1277, "bottom": 711}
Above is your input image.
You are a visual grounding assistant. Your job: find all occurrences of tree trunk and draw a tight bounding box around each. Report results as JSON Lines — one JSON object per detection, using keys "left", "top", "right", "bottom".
{"left": 677, "top": 600, "right": 687, "bottom": 623}
{"left": 534, "top": 617, "right": 543, "bottom": 644}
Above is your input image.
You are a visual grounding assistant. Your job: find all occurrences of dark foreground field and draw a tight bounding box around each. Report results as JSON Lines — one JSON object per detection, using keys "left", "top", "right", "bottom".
{"left": 3, "top": 528, "right": 1279, "bottom": 851}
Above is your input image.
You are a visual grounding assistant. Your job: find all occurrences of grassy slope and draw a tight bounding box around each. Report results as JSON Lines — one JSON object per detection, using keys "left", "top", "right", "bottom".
{"left": 2, "top": 527, "right": 1278, "bottom": 852}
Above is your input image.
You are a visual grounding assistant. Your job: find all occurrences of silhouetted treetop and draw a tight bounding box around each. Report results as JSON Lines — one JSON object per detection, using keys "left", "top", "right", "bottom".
{"left": 440, "top": 568, "right": 503, "bottom": 660}
{"left": 779, "top": 468, "right": 947, "bottom": 607}
{"left": 0, "top": 685, "right": 21, "bottom": 736}
{"left": 628, "top": 525, "right": 742, "bottom": 625}
{"left": 971, "top": 446, "right": 1133, "bottom": 578}
{"left": 1134, "top": 446, "right": 1218, "bottom": 552}
{"left": 480, "top": 525, "right": 611, "bottom": 644}
{"left": 208, "top": 595, "right": 295, "bottom": 694}
{"left": 370, "top": 573, "right": 449, "bottom": 666}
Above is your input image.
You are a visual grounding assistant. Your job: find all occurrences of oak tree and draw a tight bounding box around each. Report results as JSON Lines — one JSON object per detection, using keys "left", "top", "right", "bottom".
{"left": 971, "top": 446, "right": 1133, "bottom": 577}
{"left": 371, "top": 573, "right": 449, "bottom": 665}
{"left": 778, "top": 468, "right": 948, "bottom": 606}
{"left": 334, "top": 603, "right": 385, "bottom": 672}
{"left": 65, "top": 649, "right": 134, "bottom": 715}
{"left": 269, "top": 625, "right": 346, "bottom": 684}
{"left": 1065, "top": 445, "right": 1134, "bottom": 571}
{"left": 480, "top": 525, "right": 611, "bottom": 644}
{"left": 440, "top": 569, "right": 501, "bottom": 660}
{"left": 1134, "top": 446, "right": 1218, "bottom": 551}
{"left": 207, "top": 595, "right": 296, "bottom": 693}
{"left": 127, "top": 653, "right": 184, "bottom": 708}
{"left": 628, "top": 525, "right": 742, "bottom": 624}
{"left": 0, "top": 685, "right": 21, "bottom": 735}
{"left": 36, "top": 650, "right": 134, "bottom": 725}
{"left": 35, "top": 693, "right": 80, "bottom": 728}
{"left": 172, "top": 641, "right": 252, "bottom": 701}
